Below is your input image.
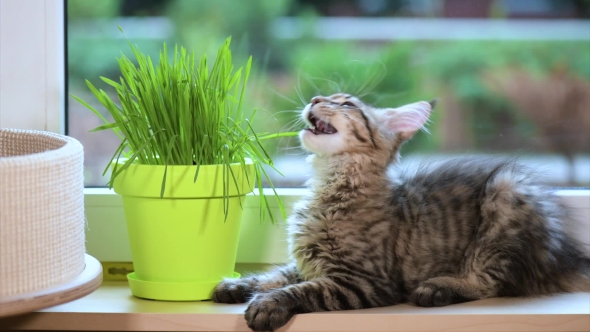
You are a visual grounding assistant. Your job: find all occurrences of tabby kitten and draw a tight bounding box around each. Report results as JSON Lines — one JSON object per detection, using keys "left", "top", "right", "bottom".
{"left": 213, "top": 93, "right": 590, "bottom": 332}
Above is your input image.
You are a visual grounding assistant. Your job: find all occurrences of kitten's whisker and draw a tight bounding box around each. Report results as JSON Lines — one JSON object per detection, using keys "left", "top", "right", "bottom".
{"left": 302, "top": 73, "right": 326, "bottom": 96}
{"left": 287, "top": 117, "right": 306, "bottom": 127}
{"left": 295, "top": 86, "right": 307, "bottom": 107}
{"left": 274, "top": 109, "right": 303, "bottom": 116}
{"left": 306, "top": 75, "right": 341, "bottom": 94}
{"left": 268, "top": 87, "right": 300, "bottom": 106}
{"left": 295, "top": 62, "right": 310, "bottom": 105}
{"left": 283, "top": 119, "right": 306, "bottom": 132}
{"left": 355, "top": 61, "right": 387, "bottom": 97}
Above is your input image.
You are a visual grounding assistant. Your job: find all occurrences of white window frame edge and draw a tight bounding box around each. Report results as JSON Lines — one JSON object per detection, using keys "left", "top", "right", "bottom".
{"left": 2, "top": 1, "right": 588, "bottom": 264}
{"left": 0, "top": 0, "right": 65, "bottom": 133}
{"left": 46, "top": 0, "right": 66, "bottom": 134}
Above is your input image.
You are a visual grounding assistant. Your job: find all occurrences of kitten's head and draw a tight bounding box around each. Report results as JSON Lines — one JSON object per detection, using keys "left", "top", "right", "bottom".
{"left": 299, "top": 93, "right": 433, "bottom": 164}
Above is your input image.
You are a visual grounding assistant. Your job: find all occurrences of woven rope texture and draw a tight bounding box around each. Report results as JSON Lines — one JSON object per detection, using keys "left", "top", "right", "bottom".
{"left": 0, "top": 128, "right": 85, "bottom": 297}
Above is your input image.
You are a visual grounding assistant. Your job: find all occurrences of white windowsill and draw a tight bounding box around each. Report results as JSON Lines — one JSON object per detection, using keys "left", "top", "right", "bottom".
{"left": 1, "top": 281, "right": 588, "bottom": 331}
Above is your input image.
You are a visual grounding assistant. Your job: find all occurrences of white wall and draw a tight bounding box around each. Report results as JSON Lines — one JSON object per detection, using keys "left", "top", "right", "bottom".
{"left": 0, "top": 0, "right": 64, "bottom": 133}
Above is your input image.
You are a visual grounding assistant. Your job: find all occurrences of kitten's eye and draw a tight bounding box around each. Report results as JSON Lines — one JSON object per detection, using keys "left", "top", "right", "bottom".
{"left": 342, "top": 101, "right": 356, "bottom": 107}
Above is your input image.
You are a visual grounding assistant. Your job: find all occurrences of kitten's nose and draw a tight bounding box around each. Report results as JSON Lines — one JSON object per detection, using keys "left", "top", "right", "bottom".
{"left": 310, "top": 97, "right": 323, "bottom": 106}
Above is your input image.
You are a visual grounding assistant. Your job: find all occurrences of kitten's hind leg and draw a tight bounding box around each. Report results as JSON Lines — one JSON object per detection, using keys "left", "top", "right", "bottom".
{"left": 212, "top": 263, "right": 301, "bottom": 303}
{"left": 410, "top": 275, "right": 496, "bottom": 307}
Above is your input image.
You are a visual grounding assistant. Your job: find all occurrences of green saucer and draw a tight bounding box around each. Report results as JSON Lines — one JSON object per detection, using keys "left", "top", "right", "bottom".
{"left": 127, "top": 272, "right": 241, "bottom": 301}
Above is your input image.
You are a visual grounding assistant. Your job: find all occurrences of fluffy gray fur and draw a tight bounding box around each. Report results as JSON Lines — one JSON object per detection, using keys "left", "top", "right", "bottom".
{"left": 213, "top": 93, "right": 590, "bottom": 332}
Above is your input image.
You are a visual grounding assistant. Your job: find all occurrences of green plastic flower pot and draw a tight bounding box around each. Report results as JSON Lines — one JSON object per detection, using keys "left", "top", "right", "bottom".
{"left": 112, "top": 160, "right": 255, "bottom": 301}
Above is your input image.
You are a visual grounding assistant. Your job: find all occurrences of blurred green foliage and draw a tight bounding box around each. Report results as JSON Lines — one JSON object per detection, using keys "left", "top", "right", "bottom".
{"left": 68, "top": 0, "right": 590, "bottom": 158}
{"left": 426, "top": 41, "right": 590, "bottom": 150}
{"left": 165, "top": 0, "right": 292, "bottom": 67}
{"left": 68, "top": 0, "right": 120, "bottom": 18}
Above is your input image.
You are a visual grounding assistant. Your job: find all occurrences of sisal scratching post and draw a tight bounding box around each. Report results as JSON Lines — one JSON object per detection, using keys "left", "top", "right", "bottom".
{"left": 0, "top": 128, "right": 102, "bottom": 317}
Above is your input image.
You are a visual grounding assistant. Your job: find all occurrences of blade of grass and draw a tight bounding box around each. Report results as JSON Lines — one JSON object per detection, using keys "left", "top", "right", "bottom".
{"left": 89, "top": 122, "right": 121, "bottom": 132}
{"left": 161, "top": 134, "right": 178, "bottom": 198}
{"left": 104, "top": 138, "right": 128, "bottom": 179}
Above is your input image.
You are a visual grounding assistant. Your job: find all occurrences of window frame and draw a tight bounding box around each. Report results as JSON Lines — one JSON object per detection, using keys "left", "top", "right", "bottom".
{"left": 0, "top": 0, "right": 65, "bottom": 133}
{"left": 2, "top": 0, "right": 587, "bottom": 265}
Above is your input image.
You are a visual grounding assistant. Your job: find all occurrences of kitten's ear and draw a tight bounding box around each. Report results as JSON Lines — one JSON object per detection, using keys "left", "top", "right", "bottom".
{"left": 381, "top": 101, "right": 432, "bottom": 140}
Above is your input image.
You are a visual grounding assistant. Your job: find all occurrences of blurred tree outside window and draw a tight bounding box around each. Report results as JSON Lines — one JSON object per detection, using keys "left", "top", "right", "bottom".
{"left": 67, "top": 0, "right": 590, "bottom": 188}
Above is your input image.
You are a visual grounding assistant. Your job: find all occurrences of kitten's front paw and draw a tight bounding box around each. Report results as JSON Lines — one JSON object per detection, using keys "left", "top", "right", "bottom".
{"left": 212, "top": 279, "right": 255, "bottom": 303}
{"left": 245, "top": 292, "right": 295, "bottom": 332}
{"left": 410, "top": 282, "right": 455, "bottom": 307}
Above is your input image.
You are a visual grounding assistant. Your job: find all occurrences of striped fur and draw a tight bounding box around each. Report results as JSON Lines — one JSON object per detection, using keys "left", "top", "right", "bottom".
{"left": 213, "top": 94, "right": 590, "bottom": 331}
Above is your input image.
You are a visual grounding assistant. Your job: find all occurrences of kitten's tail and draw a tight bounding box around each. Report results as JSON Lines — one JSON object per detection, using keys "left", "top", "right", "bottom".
{"left": 583, "top": 258, "right": 590, "bottom": 290}
{"left": 556, "top": 247, "right": 590, "bottom": 293}
{"left": 571, "top": 257, "right": 590, "bottom": 292}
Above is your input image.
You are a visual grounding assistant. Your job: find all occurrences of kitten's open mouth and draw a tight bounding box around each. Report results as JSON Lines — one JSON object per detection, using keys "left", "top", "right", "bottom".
{"left": 307, "top": 113, "right": 337, "bottom": 135}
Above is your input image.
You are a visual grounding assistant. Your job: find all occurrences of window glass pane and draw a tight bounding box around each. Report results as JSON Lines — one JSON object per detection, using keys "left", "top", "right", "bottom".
{"left": 67, "top": 0, "right": 590, "bottom": 188}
